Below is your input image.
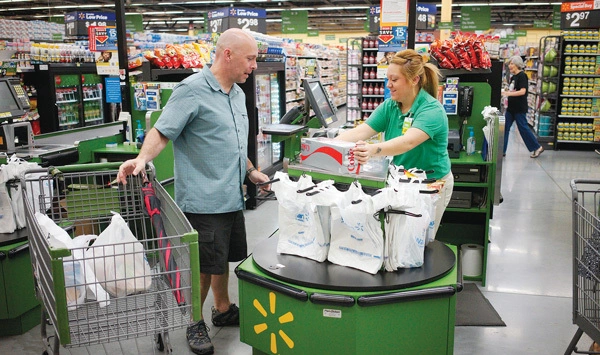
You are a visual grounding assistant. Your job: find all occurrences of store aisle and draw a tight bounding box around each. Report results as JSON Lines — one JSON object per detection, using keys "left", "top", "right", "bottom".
{"left": 3, "top": 128, "right": 600, "bottom": 354}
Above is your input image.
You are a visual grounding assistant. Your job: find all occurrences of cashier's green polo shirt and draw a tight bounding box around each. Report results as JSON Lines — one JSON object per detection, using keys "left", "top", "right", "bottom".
{"left": 154, "top": 67, "right": 248, "bottom": 214}
{"left": 366, "top": 88, "right": 451, "bottom": 179}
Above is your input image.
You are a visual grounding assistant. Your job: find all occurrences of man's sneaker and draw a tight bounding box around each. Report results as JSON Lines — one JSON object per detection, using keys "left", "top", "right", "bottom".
{"left": 186, "top": 320, "right": 214, "bottom": 355}
{"left": 211, "top": 303, "right": 240, "bottom": 327}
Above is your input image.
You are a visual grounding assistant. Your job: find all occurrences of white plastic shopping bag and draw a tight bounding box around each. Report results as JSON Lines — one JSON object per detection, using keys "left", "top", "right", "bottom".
{"left": 0, "top": 167, "right": 17, "bottom": 233}
{"left": 71, "top": 234, "right": 111, "bottom": 307}
{"left": 328, "top": 182, "right": 384, "bottom": 274}
{"left": 89, "top": 213, "right": 153, "bottom": 297}
{"left": 384, "top": 204, "right": 430, "bottom": 270}
{"left": 271, "top": 171, "right": 333, "bottom": 262}
{"left": 35, "top": 212, "right": 87, "bottom": 310}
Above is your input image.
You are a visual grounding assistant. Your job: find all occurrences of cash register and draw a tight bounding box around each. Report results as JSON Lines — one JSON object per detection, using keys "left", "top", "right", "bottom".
{"left": 0, "top": 77, "right": 77, "bottom": 165}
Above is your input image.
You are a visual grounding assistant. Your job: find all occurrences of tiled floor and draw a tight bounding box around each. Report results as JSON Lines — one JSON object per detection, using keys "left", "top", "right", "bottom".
{"left": 3, "top": 125, "right": 600, "bottom": 354}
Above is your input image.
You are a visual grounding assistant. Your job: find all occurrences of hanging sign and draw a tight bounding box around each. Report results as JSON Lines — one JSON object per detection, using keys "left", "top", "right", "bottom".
{"left": 553, "top": 5, "right": 562, "bottom": 30}
{"left": 64, "top": 11, "right": 115, "bottom": 37}
{"left": 460, "top": 6, "right": 491, "bottom": 31}
{"left": 416, "top": 3, "right": 437, "bottom": 30}
{"left": 378, "top": 26, "right": 408, "bottom": 52}
{"left": 560, "top": 1, "right": 600, "bottom": 29}
{"left": 380, "top": 0, "right": 408, "bottom": 26}
{"left": 368, "top": 6, "right": 380, "bottom": 33}
{"left": 282, "top": 10, "right": 308, "bottom": 34}
{"left": 88, "top": 26, "right": 118, "bottom": 52}
{"left": 207, "top": 7, "right": 266, "bottom": 34}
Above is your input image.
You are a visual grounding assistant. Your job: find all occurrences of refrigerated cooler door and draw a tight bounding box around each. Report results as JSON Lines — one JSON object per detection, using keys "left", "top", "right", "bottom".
{"left": 255, "top": 73, "right": 273, "bottom": 171}
{"left": 54, "top": 74, "right": 81, "bottom": 131}
{"left": 82, "top": 74, "right": 104, "bottom": 127}
{"left": 269, "top": 73, "right": 282, "bottom": 163}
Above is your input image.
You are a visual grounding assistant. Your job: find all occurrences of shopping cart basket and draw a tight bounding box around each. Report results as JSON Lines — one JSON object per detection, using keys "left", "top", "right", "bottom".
{"left": 565, "top": 179, "right": 600, "bottom": 355}
{"left": 21, "top": 162, "right": 200, "bottom": 354}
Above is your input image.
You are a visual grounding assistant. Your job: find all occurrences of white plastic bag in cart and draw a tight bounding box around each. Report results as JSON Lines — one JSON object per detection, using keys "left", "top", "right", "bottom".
{"left": 271, "top": 171, "right": 336, "bottom": 262}
{"left": 71, "top": 234, "right": 111, "bottom": 307}
{"left": 35, "top": 212, "right": 87, "bottom": 310}
{"left": 6, "top": 155, "right": 48, "bottom": 226}
{"left": 328, "top": 182, "right": 384, "bottom": 274}
{"left": 0, "top": 167, "right": 17, "bottom": 233}
{"left": 90, "top": 213, "right": 153, "bottom": 297}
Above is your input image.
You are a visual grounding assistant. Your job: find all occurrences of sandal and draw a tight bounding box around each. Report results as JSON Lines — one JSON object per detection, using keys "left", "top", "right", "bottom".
{"left": 530, "top": 146, "right": 544, "bottom": 158}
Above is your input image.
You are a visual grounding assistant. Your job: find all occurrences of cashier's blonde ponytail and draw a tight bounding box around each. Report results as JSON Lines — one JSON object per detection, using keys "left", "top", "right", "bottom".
{"left": 390, "top": 49, "right": 440, "bottom": 98}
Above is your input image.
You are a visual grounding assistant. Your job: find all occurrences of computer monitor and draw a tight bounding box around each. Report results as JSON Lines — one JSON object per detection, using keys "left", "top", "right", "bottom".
{"left": 302, "top": 78, "right": 337, "bottom": 128}
{"left": 0, "top": 79, "right": 26, "bottom": 120}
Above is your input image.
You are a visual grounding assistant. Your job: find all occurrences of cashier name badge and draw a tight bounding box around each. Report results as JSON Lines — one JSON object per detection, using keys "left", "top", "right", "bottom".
{"left": 323, "top": 309, "right": 342, "bottom": 319}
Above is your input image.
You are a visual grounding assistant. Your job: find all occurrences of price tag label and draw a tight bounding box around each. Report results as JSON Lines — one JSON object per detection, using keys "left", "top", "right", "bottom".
{"left": 234, "top": 17, "right": 261, "bottom": 31}
{"left": 209, "top": 18, "right": 224, "bottom": 33}
{"left": 416, "top": 3, "right": 437, "bottom": 30}
{"left": 560, "top": 1, "right": 600, "bottom": 29}
{"left": 208, "top": 7, "right": 267, "bottom": 33}
{"left": 369, "top": 6, "right": 380, "bottom": 34}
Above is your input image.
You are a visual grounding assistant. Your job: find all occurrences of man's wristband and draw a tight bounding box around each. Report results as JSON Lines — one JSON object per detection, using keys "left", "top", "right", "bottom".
{"left": 246, "top": 167, "right": 257, "bottom": 177}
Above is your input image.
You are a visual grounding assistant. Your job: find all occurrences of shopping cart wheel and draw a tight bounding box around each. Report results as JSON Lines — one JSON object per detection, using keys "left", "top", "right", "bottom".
{"left": 155, "top": 333, "right": 164, "bottom": 351}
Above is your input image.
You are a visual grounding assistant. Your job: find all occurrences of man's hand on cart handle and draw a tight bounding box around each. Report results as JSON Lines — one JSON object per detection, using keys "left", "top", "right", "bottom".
{"left": 117, "top": 158, "right": 147, "bottom": 185}
{"left": 248, "top": 169, "right": 271, "bottom": 192}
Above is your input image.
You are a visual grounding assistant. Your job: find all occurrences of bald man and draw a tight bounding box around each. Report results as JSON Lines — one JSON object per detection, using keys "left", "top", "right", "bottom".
{"left": 118, "top": 28, "right": 270, "bottom": 355}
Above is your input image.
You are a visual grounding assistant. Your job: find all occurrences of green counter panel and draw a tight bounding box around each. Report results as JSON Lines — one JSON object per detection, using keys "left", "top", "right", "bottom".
{"left": 237, "top": 246, "right": 458, "bottom": 355}
{"left": 0, "top": 240, "right": 40, "bottom": 334}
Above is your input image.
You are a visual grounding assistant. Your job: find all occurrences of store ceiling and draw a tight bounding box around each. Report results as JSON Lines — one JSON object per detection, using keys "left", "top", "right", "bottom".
{"left": 2, "top": 0, "right": 559, "bottom": 35}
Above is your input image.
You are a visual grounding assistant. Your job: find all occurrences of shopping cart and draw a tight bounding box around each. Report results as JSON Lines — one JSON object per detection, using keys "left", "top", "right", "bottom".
{"left": 21, "top": 162, "right": 200, "bottom": 354}
{"left": 565, "top": 179, "right": 600, "bottom": 355}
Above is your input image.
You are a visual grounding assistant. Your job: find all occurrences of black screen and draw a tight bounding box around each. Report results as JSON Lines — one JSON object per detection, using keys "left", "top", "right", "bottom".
{"left": 0, "top": 81, "right": 20, "bottom": 112}
{"left": 303, "top": 79, "right": 337, "bottom": 128}
{"left": 12, "top": 124, "right": 30, "bottom": 147}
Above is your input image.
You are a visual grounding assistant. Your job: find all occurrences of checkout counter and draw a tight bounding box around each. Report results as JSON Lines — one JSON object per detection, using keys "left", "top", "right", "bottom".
{"left": 234, "top": 79, "right": 461, "bottom": 354}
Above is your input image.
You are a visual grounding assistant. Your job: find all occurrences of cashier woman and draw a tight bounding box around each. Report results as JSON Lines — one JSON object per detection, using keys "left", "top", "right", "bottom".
{"left": 336, "top": 48, "right": 454, "bottom": 236}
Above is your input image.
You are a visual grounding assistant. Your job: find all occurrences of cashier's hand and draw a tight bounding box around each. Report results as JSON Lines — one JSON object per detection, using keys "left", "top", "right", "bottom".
{"left": 352, "top": 141, "right": 374, "bottom": 165}
{"left": 117, "top": 158, "right": 147, "bottom": 185}
{"left": 248, "top": 169, "right": 271, "bottom": 192}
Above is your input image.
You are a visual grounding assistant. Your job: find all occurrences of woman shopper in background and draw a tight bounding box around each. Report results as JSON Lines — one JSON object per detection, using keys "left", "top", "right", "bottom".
{"left": 335, "top": 49, "right": 453, "bottom": 238}
{"left": 502, "top": 55, "right": 544, "bottom": 158}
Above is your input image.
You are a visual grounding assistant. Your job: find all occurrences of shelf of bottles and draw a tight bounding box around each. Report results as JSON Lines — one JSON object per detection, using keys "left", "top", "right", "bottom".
{"left": 82, "top": 83, "right": 104, "bottom": 126}
{"left": 555, "top": 29, "right": 600, "bottom": 146}
{"left": 346, "top": 36, "right": 386, "bottom": 124}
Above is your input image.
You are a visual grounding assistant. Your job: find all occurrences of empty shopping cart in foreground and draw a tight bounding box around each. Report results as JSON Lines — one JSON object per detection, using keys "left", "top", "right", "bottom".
{"left": 21, "top": 162, "right": 200, "bottom": 354}
{"left": 566, "top": 179, "right": 600, "bottom": 355}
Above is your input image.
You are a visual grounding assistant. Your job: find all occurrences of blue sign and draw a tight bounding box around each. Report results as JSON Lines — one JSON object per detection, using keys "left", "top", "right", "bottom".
{"left": 378, "top": 26, "right": 408, "bottom": 52}
{"left": 65, "top": 11, "right": 116, "bottom": 23}
{"left": 416, "top": 4, "right": 437, "bottom": 14}
{"left": 208, "top": 7, "right": 266, "bottom": 19}
{"left": 105, "top": 77, "right": 121, "bottom": 104}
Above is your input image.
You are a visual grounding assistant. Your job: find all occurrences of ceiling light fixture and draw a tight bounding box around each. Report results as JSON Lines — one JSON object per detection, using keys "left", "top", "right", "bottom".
{"left": 142, "top": 11, "right": 184, "bottom": 15}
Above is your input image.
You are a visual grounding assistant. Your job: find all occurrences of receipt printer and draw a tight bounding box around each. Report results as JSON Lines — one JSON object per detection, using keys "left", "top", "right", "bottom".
{"left": 447, "top": 129, "right": 460, "bottom": 158}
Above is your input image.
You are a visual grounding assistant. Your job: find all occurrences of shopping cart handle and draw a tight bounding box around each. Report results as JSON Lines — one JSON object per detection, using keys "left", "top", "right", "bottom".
{"left": 51, "top": 162, "right": 124, "bottom": 173}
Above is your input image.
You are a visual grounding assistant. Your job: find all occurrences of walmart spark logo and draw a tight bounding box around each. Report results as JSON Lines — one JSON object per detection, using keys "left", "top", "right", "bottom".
{"left": 253, "top": 292, "right": 295, "bottom": 354}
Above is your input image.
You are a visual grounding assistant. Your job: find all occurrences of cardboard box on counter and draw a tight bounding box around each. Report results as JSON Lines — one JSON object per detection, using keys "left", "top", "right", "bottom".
{"left": 300, "top": 137, "right": 360, "bottom": 174}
